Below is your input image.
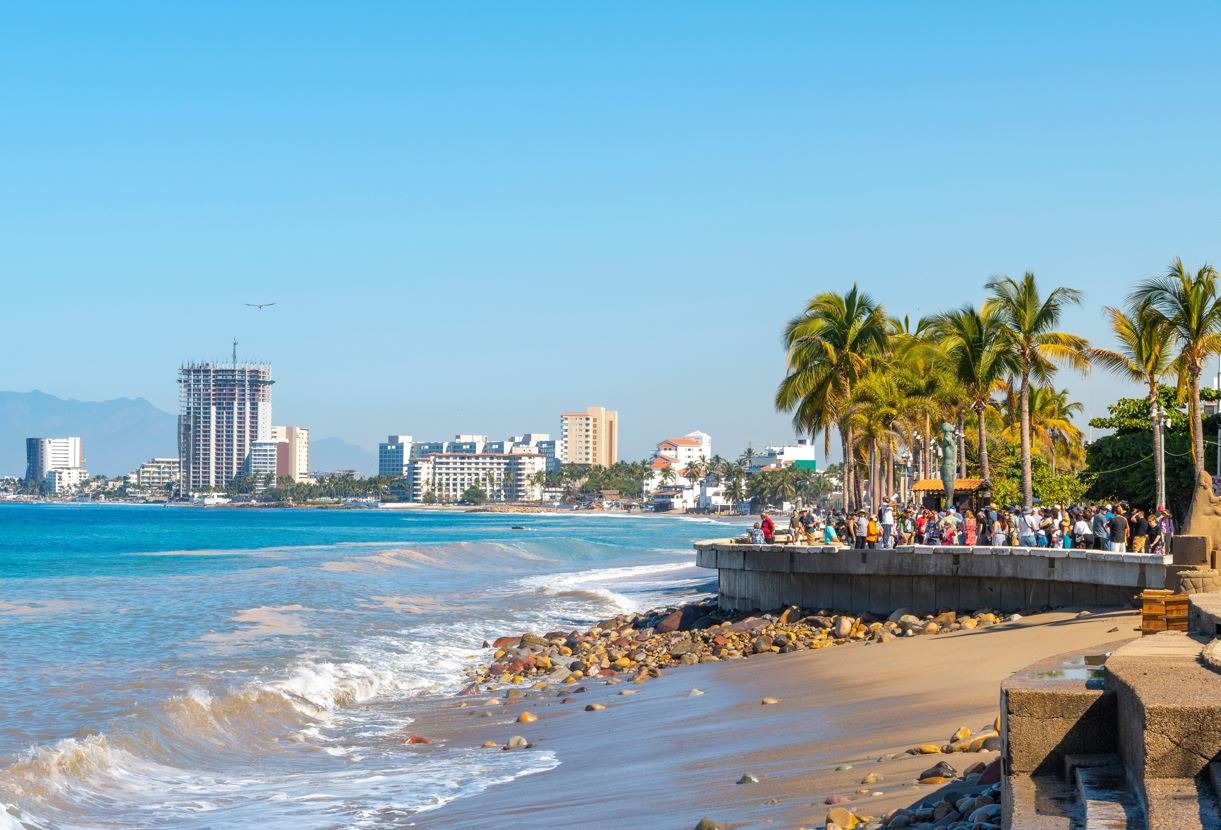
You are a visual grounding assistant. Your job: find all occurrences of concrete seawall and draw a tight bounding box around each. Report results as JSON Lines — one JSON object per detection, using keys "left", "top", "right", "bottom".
{"left": 694, "top": 540, "right": 1171, "bottom": 613}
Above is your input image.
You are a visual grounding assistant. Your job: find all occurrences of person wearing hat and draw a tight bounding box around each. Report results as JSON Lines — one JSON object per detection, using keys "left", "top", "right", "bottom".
{"left": 853, "top": 510, "right": 869, "bottom": 549}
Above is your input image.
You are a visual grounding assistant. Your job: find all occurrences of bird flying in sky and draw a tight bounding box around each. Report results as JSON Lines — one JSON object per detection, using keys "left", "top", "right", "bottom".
{"left": 245, "top": 302, "right": 276, "bottom": 309}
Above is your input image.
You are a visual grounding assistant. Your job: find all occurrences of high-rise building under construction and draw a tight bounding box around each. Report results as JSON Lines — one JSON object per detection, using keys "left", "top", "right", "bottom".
{"left": 178, "top": 361, "right": 274, "bottom": 492}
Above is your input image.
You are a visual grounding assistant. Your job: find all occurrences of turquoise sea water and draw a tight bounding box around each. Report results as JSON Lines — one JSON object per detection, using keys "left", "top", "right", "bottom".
{"left": 0, "top": 504, "right": 721, "bottom": 829}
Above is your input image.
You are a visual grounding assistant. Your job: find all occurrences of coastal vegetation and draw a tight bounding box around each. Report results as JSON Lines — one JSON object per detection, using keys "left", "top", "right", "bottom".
{"left": 775, "top": 259, "right": 1221, "bottom": 515}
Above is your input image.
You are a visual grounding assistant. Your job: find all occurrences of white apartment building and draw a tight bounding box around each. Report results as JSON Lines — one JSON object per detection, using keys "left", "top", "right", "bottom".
{"left": 653, "top": 430, "right": 712, "bottom": 467}
{"left": 406, "top": 452, "right": 546, "bottom": 503}
{"left": 560, "top": 406, "right": 618, "bottom": 467}
{"left": 46, "top": 467, "right": 89, "bottom": 494}
{"left": 272, "top": 425, "right": 311, "bottom": 483}
{"left": 127, "top": 457, "right": 181, "bottom": 493}
{"left": 247, "top": 440, "right": 280, "bottom": 489}
{"left": 746, "top": 439, "right": 819, "bottom": 473}
{"left": 378, "top": 435, "right": 413, "bottom": 478}
{"left": 25, "top": 437, "right": 83, "bottom": 481}
{"left": 178, "top": 362, "right": 274, "bottom": 491}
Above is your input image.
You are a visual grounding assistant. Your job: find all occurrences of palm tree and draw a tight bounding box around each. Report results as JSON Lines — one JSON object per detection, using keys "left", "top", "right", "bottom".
{"left": 1088, "top": 301, "right": 1176, "bottom": 504}
{"left": 776, "top": 285, "right": 889, "bottom": 510}
{"left": 722, "top": 468, "right": 746, "bottom": 512}
{"left": 1131, "top": 259, "right": 1221, "bottom": 479}
{"left": 928, "top": 305, "right": 1017, "bottom": 483}
{"left": 985, "top": 272, "right": 1090, "bottom": 509}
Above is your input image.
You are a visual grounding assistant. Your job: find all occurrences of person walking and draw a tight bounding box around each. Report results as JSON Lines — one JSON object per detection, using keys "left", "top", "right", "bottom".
{"left": 963, "top": 510, "right": 977, "bottom": 546}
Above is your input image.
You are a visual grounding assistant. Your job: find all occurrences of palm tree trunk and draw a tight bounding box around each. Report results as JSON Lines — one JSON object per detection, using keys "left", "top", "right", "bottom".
{"left": 1020, "top": 370, "right": 1033, "bottom": 509}
{"left": 923, "top": 416, "right": 932, "bottom": 485}
{"left": 956, "top": 409, "right": 966, "bottom": 478}
{"left": 1151, "top": 385, "right": 1164, "bottom": 508}
{"left": 885, "top": 447, "right": 894, "bottom": 503}
{"left": 1191, "top": 367, "right": 1206, "bottom": 477}
{"left": 839, "top": 423, "right": 852, "bottom": 511}
{"left": 870, "top": 437, "right": 880, "bottom": 512}
{"left": 977, "top": 403, "right": 990, "bottom": 482}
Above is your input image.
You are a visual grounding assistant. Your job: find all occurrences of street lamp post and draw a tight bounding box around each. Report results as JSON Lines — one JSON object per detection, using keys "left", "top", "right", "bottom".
{"left": 1152, "top": 401, "right": 1169, "bottom": 509}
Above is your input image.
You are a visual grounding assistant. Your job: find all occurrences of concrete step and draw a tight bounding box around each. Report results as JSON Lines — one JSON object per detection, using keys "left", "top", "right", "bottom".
{"left": 1075, "top": 764, "right": 1144, "bottom": 829}
{"left": 1143, "top": 777, "right": 1221, "bottom": 830}
{"left": 1002, "top": 774, "right": 1077, "bottom": 829}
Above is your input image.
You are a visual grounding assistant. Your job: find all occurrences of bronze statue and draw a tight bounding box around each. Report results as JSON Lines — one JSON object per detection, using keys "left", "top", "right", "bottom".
{"left": 939, "top": 422, "right": 956, "bottom": 508}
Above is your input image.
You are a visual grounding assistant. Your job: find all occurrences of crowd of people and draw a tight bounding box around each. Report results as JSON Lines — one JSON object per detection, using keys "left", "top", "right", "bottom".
{"left": 747, "top": 501, "right": 1176, "bottom": 554}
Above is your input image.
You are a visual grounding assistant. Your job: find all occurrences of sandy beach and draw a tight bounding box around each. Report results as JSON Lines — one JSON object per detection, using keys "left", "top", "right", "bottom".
{"left": 408, "top": 607, "right": 1138, "bottom": 829}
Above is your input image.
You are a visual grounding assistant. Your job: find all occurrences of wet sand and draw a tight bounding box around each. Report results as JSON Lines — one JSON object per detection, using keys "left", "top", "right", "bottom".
{"left": 410, "top": 607, "right": 1138, "bottom": 829}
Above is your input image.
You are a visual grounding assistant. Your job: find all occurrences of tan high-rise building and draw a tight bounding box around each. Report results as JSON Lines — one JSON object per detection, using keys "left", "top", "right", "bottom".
{"left": 272, "top": 425, "right": 311, "bottom": 483}
{"left": 560, "top": 406, "right": 619, "bottom": 467}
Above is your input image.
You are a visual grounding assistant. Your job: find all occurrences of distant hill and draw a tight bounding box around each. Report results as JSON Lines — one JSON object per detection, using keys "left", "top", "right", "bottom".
{"left": 311, "top": 436, "right": 377, "bottom": 476}
{"left": 0, "top": 390, "right": 376, "bottom": 478}
{"left": 0, "top": 390, "right": 177, "bottom": 477}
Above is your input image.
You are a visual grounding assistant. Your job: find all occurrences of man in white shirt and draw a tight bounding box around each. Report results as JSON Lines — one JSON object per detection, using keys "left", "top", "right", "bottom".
{"left": 880, "top": 503, "right": 896, "bottom": 548}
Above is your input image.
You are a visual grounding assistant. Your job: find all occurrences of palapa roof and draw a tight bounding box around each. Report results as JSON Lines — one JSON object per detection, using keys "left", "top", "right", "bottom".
{"left": 910, "top": 477, "right": 988, "bottom": 493}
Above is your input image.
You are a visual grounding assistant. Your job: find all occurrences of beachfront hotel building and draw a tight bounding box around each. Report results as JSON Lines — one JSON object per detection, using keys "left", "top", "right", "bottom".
{"left": 45, "top": 466, "right": 90, "bottom": 494}
{"left": 405, "top": 451, "right": 546, "bottom": 502}
{"left": 272, "top": 425, "right": 311, "bottom": 483}
{"left": 560, "top": 406, "right": 618, "bottom": 467}
{"left": 178, "top": 361, "right": 274, "bottom": 492}
{"left": 25, "top": 436, "right": 83, "bottom": 481}
{"left": 380, "top": 433, "right": 564, "bottom": 479}
{"left": 378, "top": 435, "right": 413, "bottom": 478}
{"left": 127, "top": 457, "right": 181, "bottom": 493}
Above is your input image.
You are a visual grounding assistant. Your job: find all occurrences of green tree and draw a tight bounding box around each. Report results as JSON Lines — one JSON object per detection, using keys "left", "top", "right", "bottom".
{"left": 985, "top": 272, "right": 1090, "bottom": 509}
{"left": 1088, "top": 302, "right": 1177, "bottom": 504}
{"left": 1131, "top": 258, "right": 1221, "bottom": 479}
{"left": 461, "top": 484, "right": 487, "bottom": 504}
{"left": 928, "top": 304, "right": 1016, "bottom": 483}
{"left": 776, "top": 285, "right": 889, "bottom": 510}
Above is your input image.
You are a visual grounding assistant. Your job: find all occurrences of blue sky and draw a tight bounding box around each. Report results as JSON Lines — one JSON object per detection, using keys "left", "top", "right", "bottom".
{"left": 3, "top": 3, "right": 1220, "bottom": 460}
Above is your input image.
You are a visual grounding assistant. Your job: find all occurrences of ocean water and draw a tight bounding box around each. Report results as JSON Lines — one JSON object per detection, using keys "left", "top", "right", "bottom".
{"left": 0, "top": 504, "right": 724, "bottom": 829}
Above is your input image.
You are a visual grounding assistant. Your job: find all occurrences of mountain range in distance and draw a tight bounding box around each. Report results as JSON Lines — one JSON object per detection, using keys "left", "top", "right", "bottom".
{"left": 0, "top": 390, "right": 376, "bottom": 478}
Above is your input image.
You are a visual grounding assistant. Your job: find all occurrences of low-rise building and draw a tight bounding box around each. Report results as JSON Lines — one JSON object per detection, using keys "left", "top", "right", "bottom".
{"left": 127, "top": 457, "right": 181, "bottom": 494}
{"left": 46, "top": 467, "right": 89, "bottom": 494}
{"left": 406, "top": 452, "right": 546, "bottom": 503}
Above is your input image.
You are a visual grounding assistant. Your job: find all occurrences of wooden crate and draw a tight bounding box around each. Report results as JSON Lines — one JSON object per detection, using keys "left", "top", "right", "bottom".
{"left": 1140, "top": 590, "right": 1189, "bottom": 635}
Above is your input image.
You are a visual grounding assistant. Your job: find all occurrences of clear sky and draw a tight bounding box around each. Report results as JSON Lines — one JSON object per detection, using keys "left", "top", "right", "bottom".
{"left": 4, "top": 3, "right": 1220, "bottom": 460}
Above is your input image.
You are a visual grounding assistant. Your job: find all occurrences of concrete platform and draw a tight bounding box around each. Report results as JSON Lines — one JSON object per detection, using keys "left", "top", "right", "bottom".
{"left": 695, "top": 539, "right": 1170, "bottom": 613}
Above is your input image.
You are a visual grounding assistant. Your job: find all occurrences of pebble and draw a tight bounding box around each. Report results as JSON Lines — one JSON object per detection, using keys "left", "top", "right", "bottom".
{"left": 481, "top": 740, "right": 499, "bottom": 748}
{"left": 516, "top": 711, "right": 538, "bottom": 724}
{"left": 403, "top": 735, "right": 432, "bottom": 745}
{"left": 688, "top": 688, "right": 704, "bottom": 697}
{"left": 761, "top": 697, "right": 781, "bottom": 705}
{"left": 505, "top": 735, "right": 529, "bottom": 749}
{"left": 584, "top": 703, "right": 606, "bottom": 712}
{"left": 465, "top": 604, "right": 1016, "bottom": 691}
{"left": 737, "top": 773, "right": 759, "bottom": 784}
{"left": 693, "top": 820, "right": 726, "bottom": 830}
